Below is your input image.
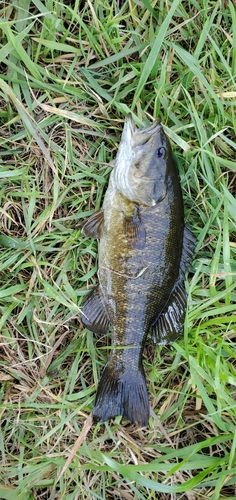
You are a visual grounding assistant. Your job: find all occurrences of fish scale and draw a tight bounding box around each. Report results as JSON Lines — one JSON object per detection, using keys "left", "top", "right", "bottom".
{"left": 81, "top": 114, "right": 195, "bottom": 426}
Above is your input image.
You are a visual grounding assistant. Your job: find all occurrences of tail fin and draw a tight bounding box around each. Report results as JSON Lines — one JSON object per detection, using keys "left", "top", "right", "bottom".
{"left": 93, "top": 363, "right": 149, "bottom": 426}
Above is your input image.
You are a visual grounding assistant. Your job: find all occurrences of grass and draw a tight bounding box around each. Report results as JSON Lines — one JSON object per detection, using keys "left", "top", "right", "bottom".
{"left": 0, "top": 0, "right": 235, "bottom": 498}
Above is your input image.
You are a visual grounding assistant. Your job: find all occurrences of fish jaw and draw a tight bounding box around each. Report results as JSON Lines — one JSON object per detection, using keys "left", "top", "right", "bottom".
{"left": 113, "top": 114, "right": 170, "bottom": 207}
{"left": 113, "top": 114, "right": 136, "bottom": 197}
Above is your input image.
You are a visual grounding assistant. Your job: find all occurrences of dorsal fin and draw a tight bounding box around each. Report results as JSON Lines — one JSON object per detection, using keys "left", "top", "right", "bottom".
{"left": 179, "top": 225, "right": 196, "bottom": 278}
{"left": 151, "top": 225, "right": 195, "bottom": 344}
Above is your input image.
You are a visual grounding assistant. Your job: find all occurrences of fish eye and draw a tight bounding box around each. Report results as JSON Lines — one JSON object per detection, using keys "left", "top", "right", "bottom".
{"left": 157, "top": 147, "right": 165, "bottom": 158}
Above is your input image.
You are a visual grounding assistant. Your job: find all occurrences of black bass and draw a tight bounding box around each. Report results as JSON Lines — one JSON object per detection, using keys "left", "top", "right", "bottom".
{"left": 81, "top": 114, "right": 195, "bottom": 426}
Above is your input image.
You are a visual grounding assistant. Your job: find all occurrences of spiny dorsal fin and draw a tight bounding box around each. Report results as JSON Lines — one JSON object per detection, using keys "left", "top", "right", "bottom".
{"left": 179, "top": 225, "right": 196, "bottom": 278}
{"left": 82, "top": 210, "right": 104, "bottom": 239}
{"left": 151, "top": 226, "right": 195, "bottom": 344}
{"left": 151, "top": 281, "right": 187, "bottom": 344}
{"left": 81, "top": 286, "right": 110, "bottom": 335}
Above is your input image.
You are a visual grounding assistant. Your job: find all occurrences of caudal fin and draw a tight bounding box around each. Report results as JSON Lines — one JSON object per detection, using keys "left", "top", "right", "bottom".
{"left": 93, "top": 363, "right": 149, "bottom": 426}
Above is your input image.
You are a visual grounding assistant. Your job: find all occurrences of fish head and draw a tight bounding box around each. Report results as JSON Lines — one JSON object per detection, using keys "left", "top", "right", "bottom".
{"left": 114, "top": 114, "right": 174, "bottom": 207}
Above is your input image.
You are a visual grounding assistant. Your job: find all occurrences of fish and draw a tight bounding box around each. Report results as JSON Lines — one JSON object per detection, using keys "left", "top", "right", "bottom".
{"left": 81, "top": 114, "right": 195, "bottom": 426}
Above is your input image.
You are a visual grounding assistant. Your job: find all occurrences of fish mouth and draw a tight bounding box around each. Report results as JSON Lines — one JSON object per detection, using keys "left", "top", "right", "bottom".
{"left": 114, "top": 114, "right": 166, "bottom": 206}
{"left": 124, "top": 113, "right": 162, "bottom": 147}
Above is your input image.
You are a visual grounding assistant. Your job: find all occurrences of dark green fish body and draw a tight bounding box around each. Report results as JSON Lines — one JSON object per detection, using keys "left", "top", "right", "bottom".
{"left": 81, "top": 115, "right": 195, "bottom": 426}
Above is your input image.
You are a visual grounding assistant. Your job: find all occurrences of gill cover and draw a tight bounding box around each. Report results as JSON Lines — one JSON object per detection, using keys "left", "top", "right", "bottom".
{"left": 113, "top": 114, "right": 171, "bottom": 207}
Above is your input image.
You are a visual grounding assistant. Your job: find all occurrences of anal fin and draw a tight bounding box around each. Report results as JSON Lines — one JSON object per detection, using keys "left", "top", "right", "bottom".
{"left": 151, "top": 281, "right": 187, "bottom": 344}
{"left": 81, "top": 286, "right": 110, "bottom": 335}
{"left": 82, "top": 210, "right": 104, "bottom": 239}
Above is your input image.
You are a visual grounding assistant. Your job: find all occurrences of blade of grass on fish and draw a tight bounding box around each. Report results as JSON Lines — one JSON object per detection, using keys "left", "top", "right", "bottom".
{"left": 100, "top": 266, "right": 147, "bottom": 279}
{"left": 131, "top": 0, "right": 182, "bottom": 109}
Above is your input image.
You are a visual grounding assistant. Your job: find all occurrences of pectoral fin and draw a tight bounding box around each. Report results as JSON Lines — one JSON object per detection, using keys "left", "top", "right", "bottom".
{"left": 82, "top": 210, "right": 104, "bottom": 239}
{"left": 123, "top": 206, "right": 146, "bottom": 249}
{"left": 81, "top": 286, "right": 110, "bottom": 334}
{"left": 151, "top": 281, "right": 186, "bottom": 344}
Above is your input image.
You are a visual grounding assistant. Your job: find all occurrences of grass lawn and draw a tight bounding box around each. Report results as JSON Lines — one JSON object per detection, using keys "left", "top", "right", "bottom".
{"left": 0, "top": 0, "right": 235, "bottom": 499}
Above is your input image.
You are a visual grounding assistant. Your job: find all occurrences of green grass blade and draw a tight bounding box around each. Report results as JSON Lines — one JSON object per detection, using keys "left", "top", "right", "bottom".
{"left": 132, "top": 0, "right": 182, "bottom": 107}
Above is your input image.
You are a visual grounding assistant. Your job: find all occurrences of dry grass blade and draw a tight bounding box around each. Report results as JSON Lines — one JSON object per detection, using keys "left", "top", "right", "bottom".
{"left": 57, "top": 413, "right": 93, "bottom": 482}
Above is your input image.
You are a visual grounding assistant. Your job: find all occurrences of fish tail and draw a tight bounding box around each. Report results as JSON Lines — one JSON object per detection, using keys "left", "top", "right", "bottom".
{"left": 93, "top": 363, "right": 149, "bottom": 426}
